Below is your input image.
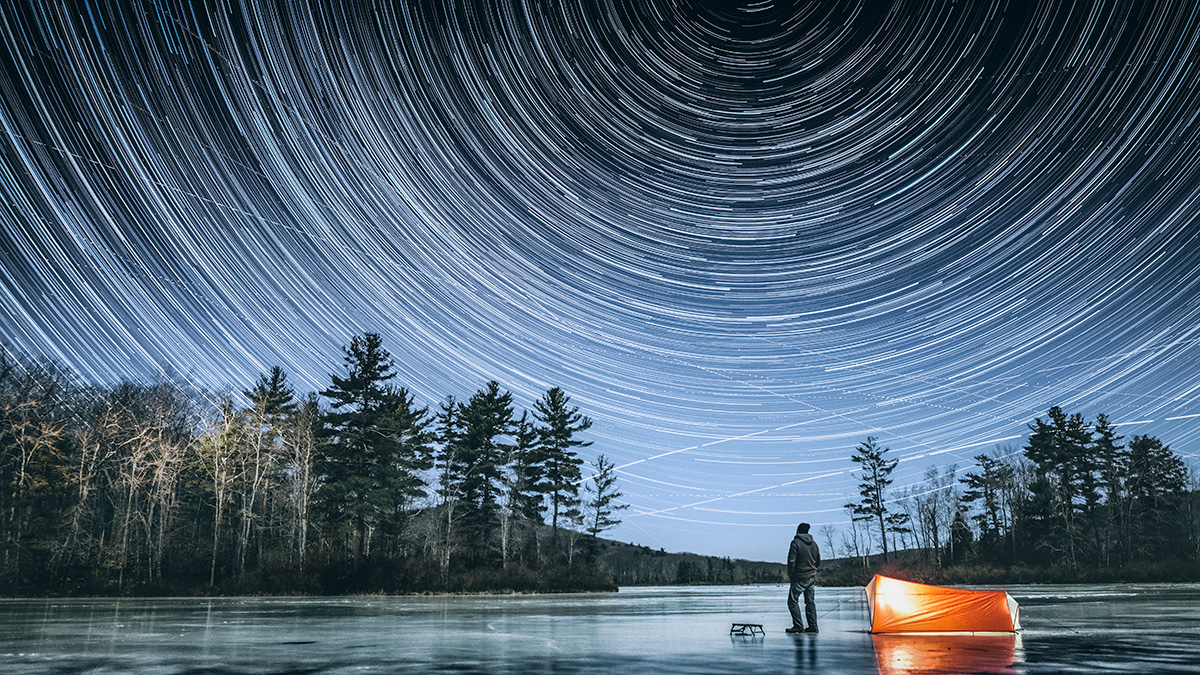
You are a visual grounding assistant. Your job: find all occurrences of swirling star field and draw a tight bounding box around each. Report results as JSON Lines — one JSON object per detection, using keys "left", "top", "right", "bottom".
{"left": 3, "top": 0, "right": 1200, "bottom": 559}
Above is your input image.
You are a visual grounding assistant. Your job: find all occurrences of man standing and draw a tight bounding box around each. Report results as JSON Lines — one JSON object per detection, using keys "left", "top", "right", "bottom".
{"left": 786, "top": 522, "right": 820, "bottom": 633}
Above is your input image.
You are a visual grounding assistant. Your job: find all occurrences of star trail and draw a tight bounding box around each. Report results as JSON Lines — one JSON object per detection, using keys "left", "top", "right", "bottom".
{"left": 3, "top": 0, "right": 1200, "bottom": 560}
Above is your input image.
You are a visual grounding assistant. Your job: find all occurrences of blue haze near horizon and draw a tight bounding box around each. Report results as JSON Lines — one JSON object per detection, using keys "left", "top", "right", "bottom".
{"left": 4, "top": 584, "right": 1200, "bottom": 673}
{"left": 3, "top": 0, "right": 1200, "bottom": 562}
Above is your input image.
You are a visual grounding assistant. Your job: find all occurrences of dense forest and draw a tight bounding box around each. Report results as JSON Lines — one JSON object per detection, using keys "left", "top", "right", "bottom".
{"left": 833, "top": 411, "right": 1200, "bottom": 584}
{"left": 595, "top": 541, "right": 785, "bottom": 586}
{"left": 0, "top": 334, "right": 628, "bottom": 595}
{"left": 6, "top": 333, "right": 1199, "bottom": 595}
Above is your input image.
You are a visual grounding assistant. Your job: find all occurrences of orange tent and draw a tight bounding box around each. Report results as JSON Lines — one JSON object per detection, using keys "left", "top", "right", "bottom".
{"left": 865, "top": 575, "right": 1021, "bottom": 633}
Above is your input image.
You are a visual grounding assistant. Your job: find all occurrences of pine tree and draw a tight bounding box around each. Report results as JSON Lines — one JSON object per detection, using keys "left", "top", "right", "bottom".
{"left": 454, "top": 381, "right": 515, "bottom": 562}
{"left": 844, "top": 436, "right": 906, "bottom": 562}
{"left": 948, "top": 507, "right": 974, "bottom": 563}
{"left": 1020, "top": 471, "right": 1058, "bottom": 565}
{"left": 508, "top": 411, "right": 546, "bottom": 523}
{"left": 501, "top": 412, "right": 545, "bottom": 563}
{"left": 379, "top": 386, "right": 436, "bottom": 540}
{"left": 1092, "top": 413, "right": 1126, "bottom": 566}
{"left": 584, "top": 454, "right": 627, "bottom": 551}
{"left": 317, "top": 333, "right": 432, "bottom": 570}
{"left": 1024, "top": 407, "right": 1094, "bottom": 566}
{"left": 1126, "top": 434, "right": 1187, "bottom": 558}
{"left": 960, "top": 453, "right": 1012, "bottom": 556}
{"left": 534, "top": 388, "right": 591, "bottom": 544}
{"left": 433, "top": 395, "right": 465, "bottom": 575}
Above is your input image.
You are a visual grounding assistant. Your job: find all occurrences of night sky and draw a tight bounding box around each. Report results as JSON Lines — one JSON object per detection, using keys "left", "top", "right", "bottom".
{"left": 3, "top": 0, "right": 1200, "bottom": 561}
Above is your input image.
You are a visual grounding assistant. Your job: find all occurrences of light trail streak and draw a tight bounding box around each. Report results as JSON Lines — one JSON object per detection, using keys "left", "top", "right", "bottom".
{"left": 4, "top": 0, "right": 1200, "bottom": 560}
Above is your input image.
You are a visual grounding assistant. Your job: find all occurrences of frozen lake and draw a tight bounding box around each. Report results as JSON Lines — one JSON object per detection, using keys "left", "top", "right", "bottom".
{"left": 3, "top": 583, "right": 1199, "bottom": 673}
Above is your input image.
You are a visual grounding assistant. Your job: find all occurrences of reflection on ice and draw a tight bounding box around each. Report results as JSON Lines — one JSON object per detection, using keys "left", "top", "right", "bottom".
{"left": 872, "top": 633, "right": 1020, "bottom": 675}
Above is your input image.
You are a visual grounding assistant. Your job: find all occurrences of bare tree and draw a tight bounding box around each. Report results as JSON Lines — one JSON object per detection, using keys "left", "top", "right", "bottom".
{"left": 198, "top": 397, "right": 245, "bottom": 586}
{"left": 238, "top": 367, "right": 296, "bottom": 574}
{"left": 905, "top": 464, "right": 959, "bottom": 564}
{"left": 106, "top": 382, "right": 193, "bottom": 586}
{"left": 284, "top": 394, "right": 320, "bottom": 571}
{"left": 564, "top": 511, "right": 585, "bottom": 568}
{"left": 60, "top": 392, "right": 118, "bottom": 571}
{"left": 840, "top": 517, "right": 870, "bottom": 570}
{"left": 144, "top": 390, "right": 191, "bottom": 583}
{"left": 0, "top": 357, "right": 69, "bottom": 580}
{"left": 818, "top": 525, "right": 837, "bottom": 558}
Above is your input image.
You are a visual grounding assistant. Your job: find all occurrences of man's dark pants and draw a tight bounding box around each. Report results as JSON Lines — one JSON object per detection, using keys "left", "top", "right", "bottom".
{"left": 787, "top": 576, "right": 817, "bottom": 630}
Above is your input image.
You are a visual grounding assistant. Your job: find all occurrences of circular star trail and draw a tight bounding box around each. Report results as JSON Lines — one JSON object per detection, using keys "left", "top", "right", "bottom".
{"left": 3, "top": 0, "right": 1200, "bottom": 559}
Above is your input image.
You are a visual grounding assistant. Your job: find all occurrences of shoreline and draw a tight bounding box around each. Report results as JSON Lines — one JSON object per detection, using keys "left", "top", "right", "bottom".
{"left": 10, "top": 575, "right": 1200, "bottom": 601}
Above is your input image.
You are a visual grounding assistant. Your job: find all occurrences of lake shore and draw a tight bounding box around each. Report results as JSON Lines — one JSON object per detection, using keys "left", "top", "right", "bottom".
{"left": 815, "top": 556, "right": 1200, "bottom": 587}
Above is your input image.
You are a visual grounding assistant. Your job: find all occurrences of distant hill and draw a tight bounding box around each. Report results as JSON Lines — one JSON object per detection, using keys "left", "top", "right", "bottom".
{"left": 593, "top": 539, "right": 787, "bottom": 586}
{"left": 591, "top": 537, "right": 922, "bottom": 588}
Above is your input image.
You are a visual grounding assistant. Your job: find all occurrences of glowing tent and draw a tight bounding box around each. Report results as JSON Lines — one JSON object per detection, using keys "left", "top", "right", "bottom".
{"left": 865, "top": 575, "right": 1021, "bottom": 633}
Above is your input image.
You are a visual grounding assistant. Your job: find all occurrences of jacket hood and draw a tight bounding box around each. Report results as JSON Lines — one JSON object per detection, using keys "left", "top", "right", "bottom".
{"left": 794, "top": 533, "right": 815, "bottom": 545}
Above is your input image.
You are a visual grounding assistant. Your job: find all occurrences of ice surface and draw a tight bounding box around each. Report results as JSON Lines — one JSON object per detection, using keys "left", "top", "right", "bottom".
{"left": 2, "top": 583, "right": 1198, "bottom": 673}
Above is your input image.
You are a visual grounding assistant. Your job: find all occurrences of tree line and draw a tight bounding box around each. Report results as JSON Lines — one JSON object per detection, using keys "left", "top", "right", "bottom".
{"left": 0, "top": 334, "right": 626, "bottom": 595}
{"left": 839, "top": 407, "right": 1199, "bottom": 581}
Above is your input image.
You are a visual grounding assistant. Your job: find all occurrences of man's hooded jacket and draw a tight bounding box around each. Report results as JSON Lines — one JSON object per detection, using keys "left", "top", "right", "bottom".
{"left": 788, "top": 529, "right": 820, "bottom": 581}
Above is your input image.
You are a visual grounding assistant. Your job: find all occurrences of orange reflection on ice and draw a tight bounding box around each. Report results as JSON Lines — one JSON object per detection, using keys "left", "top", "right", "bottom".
{"left": 872, "top": 633, "right": 1021, "bottom": 675}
